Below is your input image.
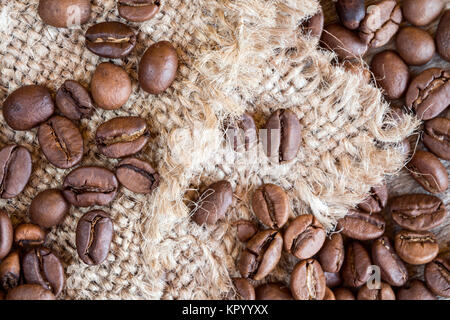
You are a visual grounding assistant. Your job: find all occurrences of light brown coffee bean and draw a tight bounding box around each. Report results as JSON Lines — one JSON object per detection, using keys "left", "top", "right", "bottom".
{"left": 406, "top": 150, "right": 448, "bottom": 194}
{"left": 317, "top": 233, "right": 344, "bottom": 273}
{"left": 402, "top": 0, "right": 444, "bottom": 26}
{"left": 234, "top": 220, "right": 258, "bottom": 243}
{"left": 14, "top": 224, "right": 46, "bottom": 247}
{"left": 0, "top": 251, "right": 20, "bottom": 290}
{"left": 423, "top": 118, "right": 450, "bottom": 160}
{"left": 338, "top": 210, "right": 385, "bottom": 240}
{"left": 290, "top": 259, "right": 326, "bottom": 300}
{"left": 116, "top": 157, "right": 159, "bottom": 194}
{"left": 371, "top": 50, "right": 409, "bottom": 99}
{"left": 396, "top": 27, "right": 435, "bottom": 66}
{"left": 252, "top": 184, "right": 289, "bottom": 229}
{"left": 0, "top": 210, "right": 13, "bottom": 260}
{"left": 395, "top": 230, "right": 439, "bottom": 265}
{"left": 38, "top": 0, "right": 91, "bottom": 28}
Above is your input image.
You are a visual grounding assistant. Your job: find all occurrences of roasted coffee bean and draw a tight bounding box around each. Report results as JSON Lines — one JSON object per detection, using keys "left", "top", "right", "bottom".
{"left": 423, "top": 118, "right": 450, "bottom": 160}
{"left": 358, "top": 183, "right": 388, "bottom": 213}
{"left": 395, "top": 230, "right": 439, "bottom": 265}
{"left": 338, "top": 210, "right": 385, "bottom": 240}
{"left": 436, "top": 10, "right": 450, "bottom": 61}
{"left": 357, "top": 282, "right": 395, "bottom": 300}
{"left": 139, "top": 41, "right": 178, "bottom": 94}
{"left": 302, "top": 6, "right": 324, "bottom": 38}
{"left": 91, "top": 62, "right": 132, "bottom": 110}
{"left": 321, "top": 23, "right": 368, "bottom": 60}
{"left": 402, "top": 0, "right": 444, "bottom": 26}
{"left": 14, "top": 224, "right": 46, "bottom": 247}
{"left": 335, "top": 0, "right": 365, "bottom": 30}
{"left": 396, "top": 27, "right": 435, "bottom": 66}
{"left": 317, "top": 233, "right": 344, "bottom": 273}
{"left": 76, "top": 210, "right": 114, "bottom": 265}
{"left": 238, "top": 229, "right": 283, "bottom": 281}
{"left": 323, "top": 287, "right": 336, "bottom": 300}
{"left": 0, "top": 251, "right": 20, "bottom": 290}
{"left": 235, "top": 220, "right": 258, "bottom": 242}
{"left": 0, "top": 210, "right": 13, "bottom": 259}
{"left": 38, "top": 115, "right": 84, "bottom": 169}
{"left": 342, "top": 241, "right": 372, "bottom": 288}
{"left": 55, "top": 80, "right": 93, "bottom": 121}
{"left": 324, "top": 272, "right": 342, "bottom": 288}
{"left": 118, "top": 0, "right": 160, "bottom": 22}
{"left": 333, "top": 287, "right": 355, "bottom": 300}
{"left": 38, "top": 0, "right": 91, "bottom": 28}
{"left": 406, "top": 150, "right": 448, "bottom": 194}
{"left": 2, "top": 85, "right": 54, "bottom": 131}
{"left": 252, "top": 184, "right": 289, "bottom": 229}
{"left": 191, "top": 180, "right": 232, "bottom": 225}
{"left": 372, "top": 236, "right": 408, "bottom": 286}
{"left": 232, "top": 278, "right": 255, "bottom": 300}
{"left": 290, "top": 259, "right": 325, "bottom": 300}
{"left": 397, "top": 280, "right": 436, "bottom": 300}
{"left": 424, "top": 255, "right": 450, "bottom": 297}
{"left": 22, "top": 247, "right": 64, "bottom": 296}
{"left": 29, "top": 189, "right": 70, "bottom": 229}
{"left": 85, "top": 22, "right": 136, "bottom": 58}
{"left": 0, "top": 145, "right": 32, "bottom": 199}
{"left": 388, "top": 194, "right": 447, "bottom": 231}
{"left": 96, "top": 117, "right": 149, "bottom": 159}
{"left": 371, "top": 51, "right": 409, "bottom": 99}
{"left": 6, "top": 284, "right": 56, "bottom": 300}
{"left": 359, "top": 0, "right": 402, "bottom": 48}
{"left": 406, "top": 68, "right": 450, "bottom": 120}
{"left": 116, "top": 157, "right": 159, "bottom": 194}
{"left": 255, "top": 283, "right": 293, "bottom": 300}
{"left": 229, "top": 113, "right": 257, "bottom": 152}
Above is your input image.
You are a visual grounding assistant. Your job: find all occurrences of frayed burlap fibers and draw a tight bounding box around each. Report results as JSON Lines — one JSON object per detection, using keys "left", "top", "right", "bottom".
{"left": 0, "top": 0, "right": 420, "bottom": 299}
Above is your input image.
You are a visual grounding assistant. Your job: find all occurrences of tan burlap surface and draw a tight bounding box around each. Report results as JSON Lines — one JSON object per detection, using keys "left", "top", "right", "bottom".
{"left": 0, "top": 0, "right": 426, "bottom": 300}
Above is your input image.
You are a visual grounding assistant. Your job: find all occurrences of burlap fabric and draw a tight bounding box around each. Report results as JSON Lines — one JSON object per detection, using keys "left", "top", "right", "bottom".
{"left": 0, "top": 0, "right": 421, "bottom": 299}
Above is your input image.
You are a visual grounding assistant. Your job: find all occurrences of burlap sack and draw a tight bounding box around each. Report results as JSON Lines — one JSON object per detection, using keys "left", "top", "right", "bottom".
{"left": 0, "top": 0, "right": 420, "bottom": 299}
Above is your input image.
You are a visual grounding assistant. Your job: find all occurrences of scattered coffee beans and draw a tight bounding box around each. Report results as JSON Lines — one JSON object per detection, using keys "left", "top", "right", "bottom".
{"left": 290, "top": 259, "right": 325, "bottom": 300}
{"left": 422, "top": 117, "right": 450, "bottom": 160}
{"left": 232, "top": 278, "right": 255, "bottom": 300}
{"left": 118, "top": 0, "right": 160, "bottom": 22}
{"left": 371, "top": 50, "right": 409, "bottom": 99}
{"left": 358, "top": 183, "right": 388, "bottom": 213}
{"left": 303, "top": 7, "right": 324, "bottom": 38}
{"left": 395, "top": 230, "right": 439, "bottom": 265}
{"left": 406, "top": 150, "right": 448, "bottom": 194}
{"left": 0, "top": 251, "right": 20, "bottom": 290}
{"left": 335, "top": 0, "right": 365, "bottom": 30}
{"left": 116, "top": 157, "right": 160, "bottom": 194}
{"left": 255, "top": 283, "right": 293, "bottom": 300}
{"left": 38, "top": 0, "right": 91, "bottom": 28}
{"left": 397, "top": 279, "right": 436, "bottom": 300}
{"left": 396, "top": 27, "right": 435, "bottom": 66}
{"left": 357, "top": 282, "right": 395, "bottom": 300}
{"left": 317, "top": 233, "right": 344, "bottom": 273}
{"left": 436, "top": 10, "right": 450, "bottom": 61}
{"left": 14, "top": 224, "right": 46, "bottom": 247}
{"left": 85, "top": 22, "right": 136, "bottom": 58}
{"left": 29, "top": 189, "right": 70, "bottom": 228}
{"left": 341, "top": 241, "right": 372, "bottom": 287}
{"left": 0, "top": 211, "right": 13, "bottom": 259}
{"left": 402, "top": 0, "right": 444, "bottom": 27}
{"left": 191, "top": 180, "right": 232, "bottom": 225}
{"left": 424, "top": 255, "right": 450, "bottom": 297}
{"left": 321, "top": 23, "right": 368, "bottom": 59}
{"left": 55, "top": 80, "right": 93, "bottom": 121}
{"left": 252, "top": 184, "right": 289, "bottom": 229}
{"left": 372, "top": 236, "right": 408, "bottom": 286}
{"left": 338, "top": 210, "right": 385, "bottom": 240}
{"left": 235, "top": 220, "right": 258, "bottom": 243}
{"left": 6, "top": 284, "right": 56, "bottom": 300}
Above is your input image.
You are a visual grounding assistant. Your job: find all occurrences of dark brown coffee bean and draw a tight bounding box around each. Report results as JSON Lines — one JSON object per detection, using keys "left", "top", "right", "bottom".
{"left": 290, "top": 259, "right": 325, "bottom": 300}
{"left": 96, "top": 117, "right": 149, "bottom": 159}
{"left": 338, "top": 210, "right": 385, "bottom": 240}
{"left": 2, "top": 85, "right": 54, "bottom": 131}
{"left": 406, "top": 150, "right": 448, "bottom": 194}
{"left": 38, "top": 0, "right": 91, "bottom": 28}
{"left": 0, "top": 210, "right": 13, "bottom": 260}
{"left": 389, "top": 194, "right": 447, "bottom": 231}
{"left": 6, "top": 284, "right": 56, "bottom": 300}
{"left": 55, "top": 80, "right": 93, "bottom": 121}
{"left": 323, "top": 287, "right": 336, "bottom": 300}
{"left": 191, "top": 180, "right": 232, "bottom": 225}
{"left": 0, "top": 251, "right": 20, "bottom": 290}
{"left": 317, "top": 233, "right": 344, "bottom": 273}
{"left": 359, "top": 0, "right": 402, "bottom": 48}
{"left": 333, "top": 287, "right": 355, "bottom": 300}
{"left": 358, "top": 183, "right": 388, "bottom": 213}
{"left": 38, "top": 115, "right": 84, "bottom": 169}
{"left": 76, "top": 210, "right": 114, "bottom": 265}
{"left": 406, "top": 68, "right": 450, "bottom": 120}
{"left": 232, "top": 278, "right": 255, "bottom": 300}
{"left": 402, "top": 0, "right": 444, "bottom": 26}
{"left": 139, "top": 41, "right": 178, "bottom": 94}
{"left": 255, "top": 283, "right": 293, "bottom": 300}
{"left": 91, "top": 62, "right": 132, "bottom": 110}
{"left": 395, "top": 230, "right": 439, "bottom": 265}
{"left": 342, "top": 241, "right": 372, "bottom": 288}
{"left": 14, "top": 224, "right": 46, "bottom": 247}
{"left": 0, "top": 145, "right": 32, "bottom": 199}
{"left": 302, "top": 6, "right": 324, "bottom": 38}
{"left": 62, "top": 166, "right": 118, "bottom": 207}
{"left": 234, "top": 220, "right": 258, "bottom": 242}
{"left": 371, "top": 51, "right": 409, "bottom": 99}
{"left": 397, "top": 280, "right": 436, "bottom": 300}
{"left": 424, "top": 255, "right": 450, "bottom": 297}
{"left": 436, "top": 10, "right": 450, "bottom": 61}
{"left": 116, "top": 157, "right": 159, "bottom": 194}
{"left": 229, "top": 113, "right": 257, "bottom": 152}
{"left": 29, "top": 189, "right": 70, "bottom": 228}
{"left": 238, "top": 229, "right": 283, "bottom": 281}
{"left": 324, "top": 272, "right": 342, "bottom": 288}
{"left": 372, "top": 236, "right": 408, "bottom": 286}
{"left": 336, "top": 0, "right": 365, "bottom": 30}
{"left": 22, "top": 247, "right": 64, "bottom": 296}
{"left": 396, "top": 27, "right": 435, "bottom": 66}
{"left": 85, "top": 22, "right": 136, "bottom": 58}
{"left": 357, "top": 282, "right": 396, "bottom": 300}
{"left": 118, "top": 0, "right": 160, "bottom": 22}
{"left": 321, "top": 23, "right": 368, "bottom": 60}
{"left": 252, "top": 184, "right": 289, "bottom": 229}
{"left": 423, "top": 118, "right": 450, "bottom": 160}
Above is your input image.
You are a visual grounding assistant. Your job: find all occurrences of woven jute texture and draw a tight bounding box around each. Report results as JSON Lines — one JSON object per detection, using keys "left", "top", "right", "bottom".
{"left": 0, "top": 0, "right": 422, "bottom": 299}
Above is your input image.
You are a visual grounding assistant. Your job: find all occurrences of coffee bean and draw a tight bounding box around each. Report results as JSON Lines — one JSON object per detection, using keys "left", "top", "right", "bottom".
{"left": 406, "top": 68, "right": 450, "bottom": 120}
{"left": 397, "top": 279, "right": 436, "bottom": 300}
{"left": 323, "top": 287, "right": 336, "bottom": 300}
{"left": 335, "top": 0, "right": 365, "bottom": 30}
{"left": 6, "top": 284, "right": 56, "bottom": 300}
{"left": 396, "top": 27, "right": 435, "bottom": 66}
{"left": 424, "top": 255, "right": 450, "bottom": 297}
{"left": 252, "top": 184, "right": 289, "bottom": 229}
{"left": 29, "top": 189, "right": 70, "bottom": 228}
{"left": 38, "top": 0, "right": 91, "bottom": 28}
{"left": 263, "top": 109, "right": 301, "bottom": 163}
{"left": 255, "top": 283, "right": 293, "bottom": 300}
{"left": 235, "top": 220, "right": 257, "bottom": 242}
{"left": 359, "top": 0, "right": 402, "bottom": 48}
{"left": 118, "top": 0, "right": 160, "bottom": 22}
{"left": 85, "top": 22, "right": 136, "bottom": 58}
{"left": 91, "top": 62, "right": 132, "bottom": 110}
{"left": 317, "top": 233, "right": 344, "bottom": 273}
{"left": 0, "top": 210, "right": 13, "bottom": 260}
{"left": 55, "top": 80, "right": 93, "bottom": 121}
{"left": 402, "top": 0, "right": 444, "bottom": 26}
{"left": 76, "top": 210, "right": 114, "bottom": 265}
{"left": 0, "top": 145, "right": 32, "bottom": 199}
{"left": 191, "top": 180, "right": 232, "bottom": 225}
{"left": 232, "top": 278, "right": 255, "bottom": 300}
{"left": 406, "top": 150, "right": 448, "bottom": 194}
{"left": 423, "top": 118, "right": 450, "bottom": 160}
{"left": 333, "top": 287, "right": 355, "bottom": 300}
{"left": 358, "top": 183, "right": 388, "bottom": 213}
{"left": 371, "top": 51, "right": 409, "bottom": 99}
{"left": 372, "top": 236, "right": 408, "bottom": 286}
{"left": 324, "top": 272, "right": 342, "bottom": 288}
{"left": 14, "top": 224, "right": 46, "bottom": 247}
{"left": 342, "top": 241, "right": 372, "bottom": 287}
{"left": 395, "top": 230, "right": 439, "bottom": 265}
{"left": 290, "top": 259, "right": 325, "bottom": 300}
{"left": 357, "top": 282, "right": 396, "bottom": 300}
{"left": 63, "top": 166, "right": 118, "bottom": 207}
{"left": 238, "top": 229, "right": 283, "bottom": 281}
{"left": 229, "top": 113, "right": 257, "bottom": 152}
{"left": 22, "top": 247, "right": 65, "bottom": 296}
{"left": 139, "top": 41, "right": 178, "bottom": 94}
{"left": 321, "top": 23, "right": 368, "bottom": 60}
{"left": 303, "top": 6, "right": 324, "bottom": 38}
{"left": 116, "top": 157, "right": 159, "bottom": 194}
{"left": 338, "top": 210, "right": 385, "bottom": 240}
{"left": 389, "top": 194, "right": 447, "bottom": 231}
{"left": 436, "top": 10, "right": 450, "bottom": 61}
{"left": 2, "top": 85, "right": 54, "bottom": 131}
{"left": 0, "top": 251, "right": 20, "bottom": 290}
